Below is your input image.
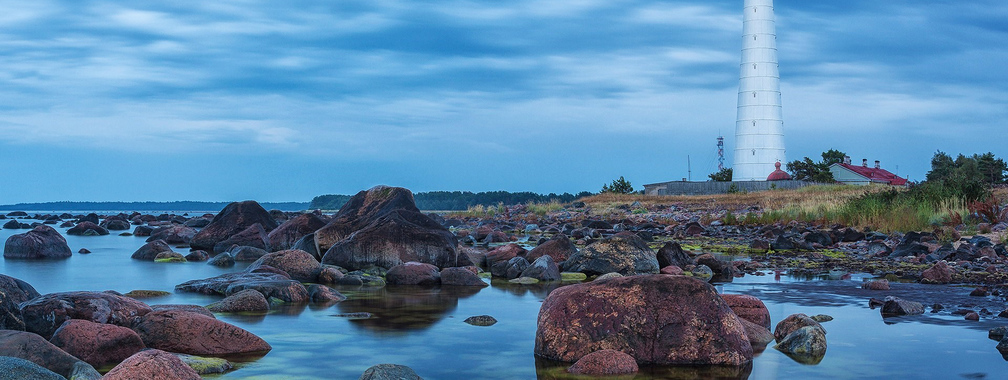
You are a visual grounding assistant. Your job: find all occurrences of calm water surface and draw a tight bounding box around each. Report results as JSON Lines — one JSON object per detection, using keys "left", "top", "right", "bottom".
{"left": 0, "top": 221, "right": 1005, "bottom": 379}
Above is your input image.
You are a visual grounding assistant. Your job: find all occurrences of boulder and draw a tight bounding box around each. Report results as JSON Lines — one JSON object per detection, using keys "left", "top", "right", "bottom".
{"left": 386, "top": 262, "right": 441, "bottom": 286}
{"left": 563, "top": 235, "right": 659, "bottom": 276}
{"left": 3, "top": 225, "right": 72, "bottom": 260}
{"left": 862, "top": 279, "right": 890, "bottom": 290}
{"left": 103, "top": 349, "right": 201, "bottom": 380}
{"left": 231, "top": 245, "right": 269, "bottom": 262}
{"left": 534, "top": 275, "right": 752, "bottom": 365}
{"left": 1, "top": 220, "right": 24, "bottom": 229}
{"left": 189, "top": 201, "right": 278, "bottom": 252}
{"left": 656, "top": 241, "right": 693, "bottom": 269}
{"left": 464, "top": 315, "right": 498, "bottom": 326}
{"left": 212, "top": 223, "right": 269, "bottom": 254}
{"left": 246, "top": 249, "right": 322, "bottom": 283}
{"left": 78, "top": 213, "right": 100, "bottom": 225}
{"left": 184, "top": 217, "right": 212, "bottom": 228}
{"left": 695, "top": 253, "right": 735, "bottom": 279}
{"left": 147, "top": 225, "right": 198, "bottom": 245}
{"left": 359, "top": 364, "right": 423, "bottom": 380}
{"left": 921, "top": 261, "right": 954, "bottom": 284}
{"left": 307, "top": 284, "right": 346, "bottom": 304}
{"left": 440, "top": 267, "right": 488, "bottom": 287}
{"left": 773, "top": 313, "right": 825, "bottom": 343}
{"left": 133, "top": 225, "right": 154, "bottom": 237}
{"left": 525, "top": 235, "right": 577, "bottom": 263}
{"left": 315, "top": 186, "right": 428, "bottom": 252}
{"left": 770, "top": 235, "right": 797, "bottom": 251}
{"left": 267, "top": 213, "right": 327, "bottom": 252}
{"left": 175, "top": 353, "right": 232, "bottom": 375}
{"left": 49, "top": 319, "right": 145, "bottom": 369}
{"left": 292, "top": 233, "right": 322, "bottom": 261}
{"left": 0, "top": 275, "right": 40, "bottom": 331}
{"left": 185, "top": 250, "right": 209, "bottom": 261}
{"left": 721, "top": 294, "right": 771, "bottom": 330}
{"left": 207, "top": 253, "right": 235, "bottom": 267}
{"left": 0, "top": 356, "right": 63, "bottom": 380}
{"left": 225, "top": 279, "right": 308, "bottom": 304}
{"left": 100, "top": 217, "right": 131, "bottom": 231}
{"left": 804, "top": 231, "right": 833, "bottom": 246}
{"left": 131, "top": 240, "right": 175, "bottom": 261}
{"left": 567, "top": 349, "right": 639, "bottom": 376}
{"left": 502, "top": 256, "right": 531, "bottom": 280}
{"left": 20, "top": 291, "right": 152, "bottom": 339}
{"left": 0, "top": 330, "right": 99, "bottom": 379}
{"left": 485, "top": 244, "right": 527, "bottom": 267}
{"left": 206, "top": 289, "right": 269, "bottom": 313}
{"left": 773, "top": 326, "right": 827, "bottom": 363}
{"left": 133, "top": 310, "right": 271, "bottom": 356}
{"left": 175, "top": 272, "right": 290, "bottom": 296}
{"left": 739, "top": 318, "right": 775, "bottom": 348}
{"left": 66, "top": 222, "right": 109, "bottom": 236}
{"left": 150, "top": 305, "right": 215, "bottom": 318}
{"left": 881, "top": 296, "right": 924, "bottom": 316}
{"left": 660, "top": 265, "right": 684, "bottom": 275}
{"left": 520, "top": 255, "right": 561, "bottom": 282}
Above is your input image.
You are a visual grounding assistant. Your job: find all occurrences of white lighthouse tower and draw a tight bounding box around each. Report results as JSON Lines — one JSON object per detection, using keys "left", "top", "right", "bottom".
{"left": 733, "top": 0, "right": 786, "bottom": 181}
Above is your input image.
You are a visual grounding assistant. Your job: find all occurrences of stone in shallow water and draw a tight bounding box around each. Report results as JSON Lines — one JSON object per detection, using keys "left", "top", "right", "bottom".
{"left": 464, "top": 315, "right": 497, "bottom": 326}
{"left": 175, "top": 354, "right": 233, "bottom": 375}
{"left": 774, "top": 326, "right": 827, "bottom": 364}
{"left": 567, "top": 349, "right": 638, "bottom": 376}
{"left": 0, "top": 356, "right": 64, "bottom": 380}
{"left": 359, "top": 364, "right": 423, "bottom": 380}
{"left": 881, "top": 296, "right": 924, "bottom": 316}
{"left": 811, "top": 314, "right": 833, "bottom": 323}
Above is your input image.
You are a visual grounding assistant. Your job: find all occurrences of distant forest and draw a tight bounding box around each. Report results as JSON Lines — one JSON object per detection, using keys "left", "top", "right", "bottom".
{"left": 0, "top": 201, "right": 310, "bottom": 212}
{"left": 310, "top": 191, "right": 594, "bottom": 211}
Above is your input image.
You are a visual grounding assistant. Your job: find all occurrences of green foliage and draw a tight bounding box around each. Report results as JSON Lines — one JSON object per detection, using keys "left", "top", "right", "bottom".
{"left": 786, "top": 149, "right": 846, "bottom": 182}
{"left": 709, "top": 168, "right": 733, "bottom": 182}
{"left": 601, "top": 176, "right": 634, "bottom": 194}
{"left": 310, "top": 191, "right": 593, "bottom": 211}
{"left": 927, "top": 151, "right": 1006, "bottom": 185}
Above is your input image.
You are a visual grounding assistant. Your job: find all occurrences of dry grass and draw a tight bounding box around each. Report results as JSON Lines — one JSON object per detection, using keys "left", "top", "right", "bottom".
{"left": 581, "top": 184, "right": 880, "bottom": 213}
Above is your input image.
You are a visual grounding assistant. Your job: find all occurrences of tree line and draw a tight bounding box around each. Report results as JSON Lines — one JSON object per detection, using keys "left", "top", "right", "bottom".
{"left": 0, "top": 201, "right": 310, "bottom": 212}
{"left": 310, "top": 191, "right": 594, "bottom": 211}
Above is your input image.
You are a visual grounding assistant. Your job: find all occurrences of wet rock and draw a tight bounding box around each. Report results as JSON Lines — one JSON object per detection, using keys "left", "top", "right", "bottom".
{"left": 154, "top": 251, "right": 186, "bottom": 263}
{"left": 770, "top": 235, "right": 797, "bottom": 251}
{"left": 231, "top": 245, "right": 269, "bottom": 262}
{"left": 0, "top": 356, "right": 64, "bottom": 380}
{"left": 20, "top": 291, "right": 152, "bottom": 339}
{"left": 124, "top": 290, "right": 170, "bottom": 299}
{"left": 100, "top": 218, "right": 131, "bottom": 231}
{"left": 989, "top": 326, "right": 1008, "bottom": 341}
{"left": 175, "top": 354, "right": 232, "bottom": 375}
{"left": 485, "top": 243, "right": 527, "bottom": 267}
{"left": 774, "top": 313, "right": 825, "bottom": 343}
{"left": 774, "top": 326, "right": 827, "bottom": 363}
{"left": 838, "top": 228, "right": 866, "bottom": 242}
{"left": 464, "top": 315, "right": 497, "bottom": 326}
{"left": 567, "top": 349, "right": 639, "bottom": 376}
{"left": 749, "top": 239, "right": 770, "bottom": 253}
{"left": 190, "top": 201, "right": 278, "bottom": 252}
{"left": 739, "top": 318, "right": 775, "bottom": 349}
{"left": 804, "top": 231, "right": 833, "bottom": 246}
{"left": 307, "top": 284, "right": 346, "bottom": 304}
{"left": 721, "top": 294, "right": 771, "bottom": 330}
{"left": 103, "top": 349, "right": 201, "bottom": 380}
{"left": 49, "top": 319, "right": 145, "bottom": 369}
{"left": 247, "top": 249, "right": 322, "bottom": 282}
{"left": 970, "top": 287, "right": 990, "bottom": 297}
{"left": 66, "top": 222, "right": 109, "bottom": 236}
{"left": 175, "top": 272, "right": 289, "bottom": 295}
{"left": 3, "top": 225, "right": 72, "bottom": 260}
{"left": 359, "top": 364, "right": 423, "bottom": 380}
{"left": 213, "top": 223, "right": 269, "bottom": 254}
{"left": 150, "top": 304, "right": 215, "bottom": 318}
{"left": 131, "top": 240, "right": 175, "bottom": 261}
{"left": 661, "top": 265, "right": 684, "bottom": 275}
{"left": 206, "top": 289, "right": 269, "bottom": 313}
{"left": 509, "top": 277, "right": 539, "bottom": 284}
{"left": 440, "top": 267, "right": 488, "bottom": 287}
{"left": 861, "top": 279, "right": 890, "bottom": 290}
{"left": 521, "top": 255, "right": 561, "bottom": 282}
{"left": 563, "top": 234, "right": 659, "bottom": 276}
{"left": 526, "top": 235, "right": 577, "bottom": 263}
{"left": 185, "top": 250, "right": 209, "bottom": 261}
{"left": 965, "top": 312, "right": 980, "bottom": 321}
{"left": 207, "top": 252, "right": 235, "bottom": 267}
{"left": 133, "top": 225, "right": 154, "bottom": 237}
{"left": 184, "top": 217, "right": 211, "bottom": 228}
{"left": 656, "top": 241, "right": 693, "bottom": 269}
{"left": 291, "top": 233, "right": 322, "bottom": 261}
{"left": 696, "top": 253, "right": 735, "bottom": 279}
{"left": 0, "top": 274, "right": 40, "bottom": 331}
{"left": 811, "top": 314, "right": 833, "bottom": 322}
{"left": 267, "top": 213, "right": 327, "bottom": 252}
{"left": 386, "top": 262, "right": 441, "bottom": 286}
{"left": 147, "top": 225, "right": 198, "bottom": 245}
{"left": 0, "top": 330, "right": 99, "bottom": 379}
{"left": 881, "top": 296, "right": 925, "bottom": 316}
{"left": 690, "top": 264, "right": 714, "bottom": 280}
{"left": 134, "top": 310, "right": 271, "bottom": 356}
{"left": 225, "top": 279, "right": 308, "bottom": 303}
{"left": 921, "top": 261, "right": 954, "bottom": 284}
{"left": 503, "top": 256, "right": 531, "bottom": 279}
{"left": 535, "top": 275, "right": 752, "bottom": 365}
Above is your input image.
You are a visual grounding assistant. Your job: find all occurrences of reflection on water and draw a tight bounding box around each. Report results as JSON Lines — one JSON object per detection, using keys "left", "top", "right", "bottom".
{"left": 535, "top": 357, "right": 753, "bottom": 380}
{"left": 335, "top": 285, "right": 482, "bottom": 334}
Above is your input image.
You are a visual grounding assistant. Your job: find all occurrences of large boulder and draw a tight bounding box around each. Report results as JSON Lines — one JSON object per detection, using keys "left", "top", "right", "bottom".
{"left": 175, "top": 272, "right": 290, "bottom": 296}
{"left": 20, "top": 291, "right": 152, "bottom": 339}
{"left": 267, "top": 213, "right": 327, "bottom": 252}
{"left": 721, "top": 294, "right": 771, "bottom": 330}
{"left": 292, "top": 233, "right": 322, "bottom": 260}
{"left": 206, "top": 289, "right": 270, "bottom": 313}
{"left": 146, "top": 225, "right": 198, "bottom": 245}
{"left": 103, "top": 349, "right": 201, "bottom": 380}
{"left": 562, "top": 235, "right": 659, "bottom": 276}
{"left": 246, "top": 249, "right": 322, "bottom": 283}
{"left": 133, "top": 310, "right": 271, "bottom": 356}
{"left": 66, "top": 222, "right": 109, "bottom": 236}
{"left": 0, "top": 356, "right": 64, "bottom": 380}
{"left": 567, "top": 349, "right": 639, "bottom": 376}
{"left": 526, "top": 235, "right": 577, "bottom": 263}
{"left": 212, "top": 223, "right": 269, "bottom": 254}
{"left": 99, "top": 217, "right": 131, "bottom": 231}
{"left": 3, "top": 225, "right": 72, "bottom": 260}
{"left": 0, "top": 275, "right": 41, "bottom": 331}
{"left": 189, "top": 201, "right": 278, "bottom": 252}
{"left": 386, "top": 262, "right": 442, "bottom": 286}
{"left": 921, "top": 261, "right": 954, "bottom": 284}
{"left": 49, "top": 319, "right": 146, "bottom": 369}
{"left": 318, "top": 186, "right": 470, "bottom": 270}
{"left": 656, "top": 241, "right": 693, "bottom": 269}
{"left": 131, "top": 240, "right": 175, "bottom": 261}
{"left": 0, "top": 330, "right": 100, "bottom": 379}
{"left": 774, "top": 313, "right": 825, "bottom": 343}
{"left": 534, "top": 275, "right": 752, "bottom": 365}
{"left": 230, "top": 245, "right": 269, "bottom": 262}
{"left": 440, "top": 267, "right": 488, "bottom": 287}
{"left": 520, "top": 255, "right": 561, "bottom": 282}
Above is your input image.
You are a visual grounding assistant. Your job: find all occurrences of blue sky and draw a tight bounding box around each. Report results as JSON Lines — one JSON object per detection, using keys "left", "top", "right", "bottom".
{"left": 0, "top": 0, "right": 1005, "bottom": 202}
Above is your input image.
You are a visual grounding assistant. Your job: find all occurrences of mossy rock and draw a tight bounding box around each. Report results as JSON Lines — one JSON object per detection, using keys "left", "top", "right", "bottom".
{"left": 560, "top": 272, "right": 587, "bottom": 281}
{"left": 508, "top": 277, "right": 539, "bottom": 284}
{"left": 478, "top": 272, "right": 492, "bottom": 279}
{"left": 154, "top": 257, "right": 187, "bottom": 263}
{"left": 175, "top": 353, "right": 233, "bottom": 375}
{"left": 124, "top": 290, "right": 171, "bottom": 299}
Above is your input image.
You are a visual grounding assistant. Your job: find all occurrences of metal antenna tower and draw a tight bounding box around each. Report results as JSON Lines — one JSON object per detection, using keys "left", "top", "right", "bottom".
{"left": 717, "top": 136, "right": 725, "bottom": 171}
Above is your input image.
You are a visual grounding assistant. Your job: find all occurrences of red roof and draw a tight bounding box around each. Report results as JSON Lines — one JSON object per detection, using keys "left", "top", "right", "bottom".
{"left": 834, "top": 163, "right": 908, "bottom": 186}
{"left": 767, "top": 161, "right": 792, "bottom": 181}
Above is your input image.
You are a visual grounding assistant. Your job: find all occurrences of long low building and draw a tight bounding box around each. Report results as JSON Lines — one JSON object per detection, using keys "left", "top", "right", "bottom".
{"left": 643, "top": 179, "right": 811, "bottom": 196}
{"left": 829, "top": 157, "right": 907, "bottom": 186}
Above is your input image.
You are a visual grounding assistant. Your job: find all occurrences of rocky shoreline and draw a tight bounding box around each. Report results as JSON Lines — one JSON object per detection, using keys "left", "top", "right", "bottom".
{"left": 1, "top": 186, "right": 1007, "bottom": 378}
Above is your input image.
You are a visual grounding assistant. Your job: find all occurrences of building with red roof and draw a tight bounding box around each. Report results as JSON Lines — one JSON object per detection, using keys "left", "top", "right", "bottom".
{"left": 828, "top": 156, "right": 907, "bottom": 186}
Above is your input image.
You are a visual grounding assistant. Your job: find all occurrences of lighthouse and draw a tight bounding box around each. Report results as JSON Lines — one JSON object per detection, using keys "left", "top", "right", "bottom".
{"left": 733, "top": 0, "right": 786, "bottom": 181}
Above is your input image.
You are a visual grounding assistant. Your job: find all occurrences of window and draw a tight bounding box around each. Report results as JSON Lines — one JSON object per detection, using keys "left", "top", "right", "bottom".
{"left": 752, "top": 121, "right": 756, "bottom": 127}
{"left": 753, "top": 92, "right": 757, "bottom": 98}
{"left": 752, "top": 149, "right": 756, "bottom": 156}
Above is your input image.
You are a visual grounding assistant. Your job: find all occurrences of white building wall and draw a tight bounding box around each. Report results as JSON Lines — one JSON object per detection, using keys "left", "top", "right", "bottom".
{"left": 733, "top": 0, "right": 786, "bottom": 181}
{"left": 829, "top": 165, "right": 871, "bottom": 185}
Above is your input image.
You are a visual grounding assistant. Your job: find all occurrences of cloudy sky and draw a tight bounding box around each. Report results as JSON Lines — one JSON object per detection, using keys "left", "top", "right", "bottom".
{"left": 0, "top": 0, "right": 1004, "bottom": 203}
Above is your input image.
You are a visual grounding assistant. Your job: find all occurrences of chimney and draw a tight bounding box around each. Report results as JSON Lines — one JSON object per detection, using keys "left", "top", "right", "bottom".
{"left": 844, "top": 156, "right": 851, "bottom": 165}
{"left": 862, "top": 159, "right": 868, "bottom": 167}
{"left": 875, "top": 160, "right": 880, "bottom": 169}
